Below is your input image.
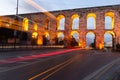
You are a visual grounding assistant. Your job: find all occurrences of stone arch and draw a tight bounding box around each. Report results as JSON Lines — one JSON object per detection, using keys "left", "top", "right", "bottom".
{"left": 34, "top": 22, "right": 38, "bottom": 31}
{"left": 23, "top": 18, "right": 29, "bottom": 31}
{"left": 105, "top": 12, "right": 114, "bottom": 29}
{"left": 57, "top": 32, "right": 64, "bottom": 39}
{"left": 71, "top": 14, "right": 80, "bottom": 30}
{"left": 86, "top": 32, "right": 96, "bottom": 48}
{"left": 87, "top": 13, "right": 96, "bottom": 29}
{"left": 70, "top": 31, "right": 79, "bottom": 46}
{"left": 45, "top": 18, "right": 50, "bottom": 30}
{"left": 43, "top": 32, "right": 50, "bottom": 45}
{"left": 56, "top": 15, "right": 65, "bottom": 30}
{"left": 31, "top": 32, "right": 38, "bottom": 45}
{"left": 44, "top": 32, "right": 50, "bottom": 40}
{"left": 57, "top": 32, "right": 64, "bottom": 45}
{"left": 104, "top": 31, "right": 115, "bottom": 48}
{"left": 70, "top": 31, "right": 79, "bottom": 42}
{"left": 32, "top": 32, "right": 38, "bottom": 39}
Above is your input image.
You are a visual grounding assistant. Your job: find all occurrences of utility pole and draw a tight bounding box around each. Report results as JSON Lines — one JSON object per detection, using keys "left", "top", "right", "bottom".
{"left": 16, "top": 0, "right": 19, "bottom": 16}
{"left": 14, "top": 0, "right": 19, "bottom": 48}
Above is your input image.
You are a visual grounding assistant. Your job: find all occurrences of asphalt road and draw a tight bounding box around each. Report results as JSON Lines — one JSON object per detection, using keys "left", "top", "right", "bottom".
{"left": 0, "top": 49, "right": 120, "bottom": 80}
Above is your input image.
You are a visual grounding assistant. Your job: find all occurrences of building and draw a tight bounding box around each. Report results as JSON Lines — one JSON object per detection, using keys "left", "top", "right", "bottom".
{"left": 0, "top": 4, "right": 120, "bottom": 49}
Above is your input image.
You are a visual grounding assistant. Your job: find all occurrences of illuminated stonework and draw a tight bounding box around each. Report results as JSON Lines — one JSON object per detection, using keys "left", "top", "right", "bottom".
{"left": 23, "top": 18, "right": 29, "bottom": 31}
{"left": 0, "top": 5, "right": 120, "bottom": 49}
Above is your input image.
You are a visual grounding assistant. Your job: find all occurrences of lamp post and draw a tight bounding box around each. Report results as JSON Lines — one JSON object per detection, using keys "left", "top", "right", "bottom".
{"left": 16, "top": 0, "right": 19, "bottom": 16}
{"left": 14, "top": 0, "right": 19, "bottom": 48}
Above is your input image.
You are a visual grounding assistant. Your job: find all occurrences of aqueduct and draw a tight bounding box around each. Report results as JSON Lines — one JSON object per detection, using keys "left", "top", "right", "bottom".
{"left": 0, "top": 5, "right": 120, "bottom": 49}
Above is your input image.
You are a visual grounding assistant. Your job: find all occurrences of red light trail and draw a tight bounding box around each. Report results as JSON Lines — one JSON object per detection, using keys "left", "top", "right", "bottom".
{"left": 0, "top": 49, "right": 80, "bottom": 65}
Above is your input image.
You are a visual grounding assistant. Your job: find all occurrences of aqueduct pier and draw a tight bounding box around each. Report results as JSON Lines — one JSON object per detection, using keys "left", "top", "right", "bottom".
{"left": 0, "top": 5, "right": 120, "bottom": 49}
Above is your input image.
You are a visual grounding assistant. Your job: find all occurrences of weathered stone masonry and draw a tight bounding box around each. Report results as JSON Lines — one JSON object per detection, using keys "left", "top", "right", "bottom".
{"left": 1, "top": 5, "right": 120, "bottom": 49}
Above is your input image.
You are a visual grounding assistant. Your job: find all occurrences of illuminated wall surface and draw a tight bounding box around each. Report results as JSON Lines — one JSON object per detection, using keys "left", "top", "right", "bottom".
{"left": 0, "top": 5, "right": 120, "bottom": 49}
{"left": 23, "top": 18, "right": 29, "bottom": 31}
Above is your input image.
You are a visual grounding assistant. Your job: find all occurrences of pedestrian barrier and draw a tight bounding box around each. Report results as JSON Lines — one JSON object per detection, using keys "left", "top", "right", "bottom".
{"left": 0, "top": 45, "right": 65, "bottom": 51}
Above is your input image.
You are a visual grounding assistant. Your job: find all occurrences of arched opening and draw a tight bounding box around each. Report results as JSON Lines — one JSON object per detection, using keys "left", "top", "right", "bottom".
{"left": 20, "top": 32, "right": 32, "bottom": 45}
{"left": 45, "top": 18, "right": 50, "bottom": 30}
{"left": 104, "top": 31, "right": 115, "bottom": 49}
{"left": 87, "top": 13, "right": 96, "bottom": 30}
{"left": 57, "top": 15, "right": 65, "bottom": 30}
{"left": 70, "top": 31, "right": 79, "bottom": 46}
{"left": 86, "top": 32, "right": 95, "bottom": 48}
{"left": 57, "top": 32, "right": 64, "bottom": 45}
{"left": 32, "top": 32, "right": 38, "bottom": 45}
{"left": 43, "top": 32, "right": 50, "bottom": 45}
{"left": 45, "top": 32, "right": 50, "bottom": 40}
{"left": 104, "top": 33, "right": 112, "bottom": 47}
{"left": 71, "top": 14, "right": 79, "bottom": 30}
{"left": 34, "top": 22, "right": 38, "bottom": 31}
{"left": 23, "top": 18, "right": 29, "bottom": 31}
{"left": 105, "top": 12, "right": 114, "bottom": 29}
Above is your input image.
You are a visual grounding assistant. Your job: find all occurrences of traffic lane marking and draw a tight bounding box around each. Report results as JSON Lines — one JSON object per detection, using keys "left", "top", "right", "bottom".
{"left": 41, "top": 58, "right": 74, "bottom": 80}
{"left": 28, "top": 57, "right": 74, "bottom": 80}
{"left": 82, "top": 58, "right": 120, "bottom": 80}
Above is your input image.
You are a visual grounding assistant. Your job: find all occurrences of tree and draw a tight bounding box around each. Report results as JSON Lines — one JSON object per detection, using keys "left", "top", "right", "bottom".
{"left": 116, "top": 43, "right": 120, "bottom": 51}
{"left": 43, "top": 35, "right": 49, "bottom": 45}
{"left": 70, "top": 36, "right": 78, "bottom": 47}
{"left": 90, "top": 39, "right": 96, "bottom": 48}
{"left": 54, "top": 37, "right": 59, "bottom": 45}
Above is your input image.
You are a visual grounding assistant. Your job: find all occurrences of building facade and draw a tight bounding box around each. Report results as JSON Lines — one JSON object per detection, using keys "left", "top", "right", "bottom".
{"left": 0, "top": 5, "right": 120, "bottom": 49}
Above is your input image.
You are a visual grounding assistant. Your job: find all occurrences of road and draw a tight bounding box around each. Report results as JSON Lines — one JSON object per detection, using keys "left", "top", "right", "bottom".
{"left": 0, "top": 49, "right": 120, "bottom": 80}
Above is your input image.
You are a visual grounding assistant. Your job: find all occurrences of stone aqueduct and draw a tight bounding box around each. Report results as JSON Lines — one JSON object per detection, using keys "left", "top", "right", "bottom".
{"left": 0, "top": 5, "right": 120, "bottom": 49}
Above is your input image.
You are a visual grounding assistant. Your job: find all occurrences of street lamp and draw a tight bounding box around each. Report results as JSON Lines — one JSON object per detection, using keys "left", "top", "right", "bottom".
{"left": 14, "top": 0, "right": 19, "bottom": 48}
{"left": 16, "top": 0, "right": 19, "bottom": 16}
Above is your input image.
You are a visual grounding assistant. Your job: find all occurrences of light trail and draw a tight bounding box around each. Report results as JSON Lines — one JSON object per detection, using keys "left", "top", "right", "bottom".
{"left": 0, "top": 48, "right": 80, "bottom": 65}
{"left": 26, "top": 0, "right": 56, "bottom": 20}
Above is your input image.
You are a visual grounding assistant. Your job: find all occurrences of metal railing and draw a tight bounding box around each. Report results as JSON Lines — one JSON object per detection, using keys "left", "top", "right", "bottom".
{"left": 0, "top": 44, "right": 64, "bottom": 51}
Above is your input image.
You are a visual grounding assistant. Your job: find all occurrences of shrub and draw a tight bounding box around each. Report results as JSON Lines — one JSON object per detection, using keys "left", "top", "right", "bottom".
{"left": 116, "top": 44, "right": 120, "bottom": 49}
